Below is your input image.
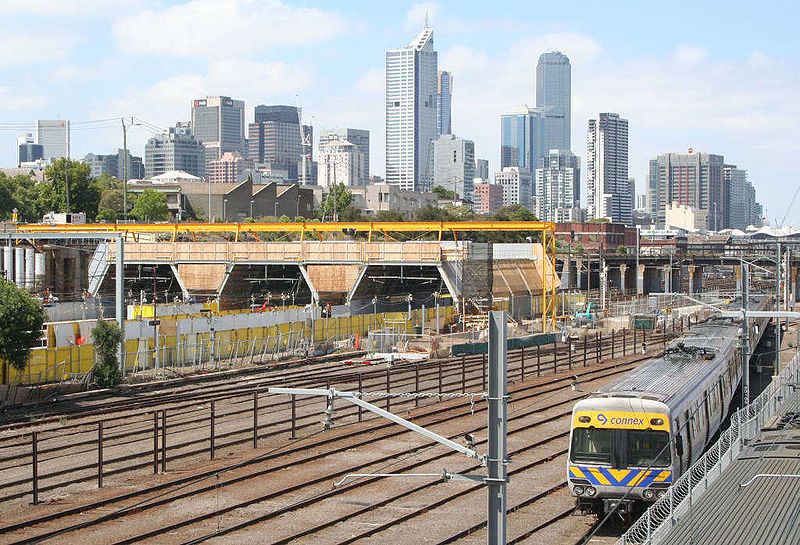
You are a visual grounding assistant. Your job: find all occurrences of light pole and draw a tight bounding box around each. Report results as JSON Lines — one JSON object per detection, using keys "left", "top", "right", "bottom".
{"left": 206, "top": 176, "right": 212, "bottom": 223}
{"left": 249, "top": 199, "right": 254, "bottom": 219}
{"left": 635, "top": 225, "right": 641, "bottom": 295}
{"left": 274, "top": 201, "right": 278, "bottom": 219}
{"left": 223, "top": 198, "right": 228, "bottom": 222}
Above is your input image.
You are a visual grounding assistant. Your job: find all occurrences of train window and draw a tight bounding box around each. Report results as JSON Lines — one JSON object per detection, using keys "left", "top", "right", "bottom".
{"left": 624, "top": 430, "right": 671, "bottom": 467}
{"left": 570, "top": 428, "right": 612, "bottom": 464}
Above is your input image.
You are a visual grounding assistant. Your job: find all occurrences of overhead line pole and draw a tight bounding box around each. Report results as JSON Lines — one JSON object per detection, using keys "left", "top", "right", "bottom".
{"left": 487, "top": 311, "right": 508, "bottom": 545}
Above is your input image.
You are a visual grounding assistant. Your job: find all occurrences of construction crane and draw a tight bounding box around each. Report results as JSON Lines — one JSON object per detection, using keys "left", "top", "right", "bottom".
{"left": 777, "top": 185, "right": 800, "bottom": 227}
{"left": 296, "top": 95, "right": 313, "bottom": 185}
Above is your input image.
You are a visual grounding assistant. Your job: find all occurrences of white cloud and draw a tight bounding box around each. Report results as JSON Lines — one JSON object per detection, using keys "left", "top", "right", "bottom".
{"left": 0, "top": 29, "right": 78, "bottom": 67}
{"left": 114, "top": 0, "right": 348, "bottom": 58}
{"left": 440, "top": 45, "right": 489, "bottom": 76}
{"left": 4, "top": 0, "right": 144, "bottom": 15}
{"left": 671, "top": 45, "right": 709, "bottom": 66}
{"left": 0, "top": 87, "right": 47, "bottom": 111}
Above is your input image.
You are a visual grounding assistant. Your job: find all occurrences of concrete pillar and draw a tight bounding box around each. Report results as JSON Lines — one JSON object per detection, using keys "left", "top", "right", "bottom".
{"left": 600, "top": 261, "right": 608, "bottom": 311}
{"left": 661, "top": 265, "right": 671, "bottom": 293}
{"left": 619, "top": 264, "right": 628, "bottom": 295}
{"left": 637, "top": 263, "right": 645, "bottom": 295}
{"left": 576, "top": 258, "right": 583, "bottom": 291}
{"left": 14, "top": 247, "right": 24, "bottom": 288}
{"left": 735, "top": 265, "right": 742, "bottom": 293}
{"left": 688, "top": 264, "right": 697, "bottom": 294}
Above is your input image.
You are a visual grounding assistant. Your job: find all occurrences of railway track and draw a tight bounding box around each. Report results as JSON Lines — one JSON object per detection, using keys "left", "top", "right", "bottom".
{"left": 0, "top": 352, "right": 647, "bottom": 545}
{"left": 0, "top": 328, "right": 670, "bottom": 506}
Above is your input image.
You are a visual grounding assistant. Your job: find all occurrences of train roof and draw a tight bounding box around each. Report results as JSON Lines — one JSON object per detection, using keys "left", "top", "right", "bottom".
{"left": 656, "top": 391, "right": 800, "bottom": 545}
{"left": 595, "top": 320, "right": 740, "bottom": 405}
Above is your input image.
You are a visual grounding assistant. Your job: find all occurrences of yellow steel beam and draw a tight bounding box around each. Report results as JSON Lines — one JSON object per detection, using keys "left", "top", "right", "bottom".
{"left": 17, "top": 220, "right": 555, "bottom": 235}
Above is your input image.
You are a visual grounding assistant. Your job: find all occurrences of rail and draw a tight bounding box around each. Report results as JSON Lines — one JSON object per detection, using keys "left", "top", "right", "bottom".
{"left": 617, "top": 349, "right": 800, "bottom": 545}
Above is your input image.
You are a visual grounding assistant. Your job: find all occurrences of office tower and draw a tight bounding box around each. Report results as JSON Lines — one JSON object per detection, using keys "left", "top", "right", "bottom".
{"left": 17, "top": 134, "right": 43, "bottom": 166}
{"left": 430, "top": 134, "right": 475, "bottom": 199}
{"left": 144, "top": 123, "right": 205, "bottom": 178}
{"left": 320, "top": 128, "right": 370, "bottom": 183}
{"left": 319, "top": 139, "right": 366, "bottom": 188}
{"left": 536, "top": 51, "right": 571, "bottom": 151}
{"left": 190, "top": 96, "right": 245, "bottom": 166}
{"left": 437, "top": 70, "right": 453, "bottom": 135}
{"left": 500, "top": 106, "right": 563, "bottom": 174}
{"left": 586, "top": 113, "right": 630, "bottom": 224}
{"left": 724, "top": 165, "right": 763, "bottom": 230}
{"left": 475, "top": 159, "right": 489, "bottom": 180}
{"left": 385, "top": 25, "right": 438, "bottom": 192}
{"left": 494, "top": 167, "right": 532, "bottom": 208}
{"left": 534, "top": 149, "right": 581, "bottom": 222}
{"left": 647, "top": 149, "right": 725, "bottom": 230}
{"left": 84, "top": 149, "right": 145, "bottom": 180}
{"left": 248, "top": 104, "right": 315, "bottom": 184}
{"left": 254, "top": 105, "right": 299, "bottom": 124}
{"left": 37, "top": 120, "right": 70, "bottom": 161}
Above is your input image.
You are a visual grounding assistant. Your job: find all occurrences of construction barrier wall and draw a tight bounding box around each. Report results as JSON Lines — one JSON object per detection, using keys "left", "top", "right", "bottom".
{"left": 1, "top": 306, "right": 457, "bottom": 386}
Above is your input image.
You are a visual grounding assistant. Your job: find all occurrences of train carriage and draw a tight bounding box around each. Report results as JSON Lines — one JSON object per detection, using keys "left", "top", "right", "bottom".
{"left": 567, "top": 298, "right": 769, "bottom": 518}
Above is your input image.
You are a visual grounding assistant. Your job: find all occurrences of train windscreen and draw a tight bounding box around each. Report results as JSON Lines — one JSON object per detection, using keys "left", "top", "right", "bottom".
{"left": 623, "top": 430, "right": 671, "bottom": 468}
{"left": 570, "top": 428, "right": 612, "bottom": 464}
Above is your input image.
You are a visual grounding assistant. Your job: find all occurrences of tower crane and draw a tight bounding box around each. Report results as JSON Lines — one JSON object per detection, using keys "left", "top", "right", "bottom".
{"left": 296, "top": 95, "right": 313, "bottom": 185}
{"left": 777, "top": 185, "right": 800, "bottom": 227}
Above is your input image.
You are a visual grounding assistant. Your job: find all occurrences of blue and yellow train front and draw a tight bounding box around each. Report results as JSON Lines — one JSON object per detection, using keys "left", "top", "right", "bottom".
{"left": 567, "top": 399, "right": 673, "bottom": 516}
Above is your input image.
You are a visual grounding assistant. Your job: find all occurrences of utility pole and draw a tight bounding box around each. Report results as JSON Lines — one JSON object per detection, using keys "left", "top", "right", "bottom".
{"left": 487, "top": 311, "right": 508, "bottom": 545}
{"left": 776, "top": 242, "right": 782, "bottom": 374}
{"left": 741, "top": 260, "right": 750, "bottom": 405}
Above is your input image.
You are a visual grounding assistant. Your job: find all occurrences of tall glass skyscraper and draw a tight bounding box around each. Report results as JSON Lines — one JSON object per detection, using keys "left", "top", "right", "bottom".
{"left": 587, "top": 113, "right": 630, "bottom": 224}
{"left": 190, "top": 96, "right": 245, "bottom": 167}
{"left": 437, "top": 71, "right": 452, "bottom": 136}
{"left": 535, "top": 52, "right": 571, "bottom": 151}
{"left": 500, "top": 106, "right": 562, "bottom": 173}
{"left": 385, "top": 26, "right": 438, "bottom": 192}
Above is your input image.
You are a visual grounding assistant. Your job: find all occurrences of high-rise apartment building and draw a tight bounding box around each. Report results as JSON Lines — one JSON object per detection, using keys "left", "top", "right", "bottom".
{"left": 430, "top": 134, "right": 475, "bottom": 199}
{"left": 473, "top": 182, "right": 504, "bottom": 214}
{"left": 191, "top": 96, "right": 245, "bottom": 166}
{"left": 437, "top": 71, "right": 452, "bottom": 136}
{"left": 586, "top": 113, "right": 631, "bottom": 224}
{"left": 319, "top": 139, "right": 366, "bottom": 188}
{"left": 144, "top": 123, "right": 205, "bottom": 179}
{"left": 724, "top": 164, "right": 763, "bottom": 230}
{"left": 646, "top": 149, "right": 725, "bottom": 230}
{"left": 475, "top": 159, "right": 489, "bottom": 180}
{"left": 385, "top": 26, "right": 438, "bottom": 192}
{"left": 37, "top": 120, "right": 70, "bottom": 161}
{"left": 535, "top": 52, "right": 571, "bottom": 151}
{"left": 535, "top": 149, "right": 581, "bottom": 222}
{"left": 494, "top": 167, "right": 532, "bottom": 209}
{"left": 206, "top": 152, "right": 255, "bottom": 184}
{"left": 320, "top": 128, "right": 370, "bottom": 183}
{"left": 248, "top": 104, "right": 315, "bottom": 184}
{"left": 17, "top": 134, "right": 43, "bottom": 166}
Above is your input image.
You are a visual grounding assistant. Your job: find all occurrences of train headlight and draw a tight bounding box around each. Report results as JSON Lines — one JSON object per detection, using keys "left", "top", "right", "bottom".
{"left": 573, "top": 485, "right": 585, "bottom": 496}
{"left": 585, "top": 486, "right": 597, "bottom": 497}
{"left": 643, "top": 489, "right": 655, "bottom": 500}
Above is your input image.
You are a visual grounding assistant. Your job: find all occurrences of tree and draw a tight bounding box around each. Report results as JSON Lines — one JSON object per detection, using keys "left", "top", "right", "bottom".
{"left": 318, "top": 183, "right": 353, "bottom": 221}
{"left": 130, "top": 189, "right": 170, "bottom": 222}
{"left": 588, "top": 217, "right": 611, "bottom": 223}
{"left": 432, "top": 185, "right": 457, "bottom": 201}
{"left": 616, "top": 245, "right": 628, "bottom": 255}
{"left": 91, "top": 320, "right": 122, "bottom": 388}
{"left": 375, "top": 210, "right": 406, "bottom": 222}
{"left": 493, "top": 204, "right": 538, "bottom": 222}
{"left": 97, "top": 189, "right": 125, "bottom": 223}
{"left": 0, "top": 279, "right": 45, "bottom": 372}
{"left": 43, "top": 158, "right": 100, "bottom": 220}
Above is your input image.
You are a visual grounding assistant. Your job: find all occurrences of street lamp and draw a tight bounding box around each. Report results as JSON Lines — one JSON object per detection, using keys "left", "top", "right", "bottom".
{"left": 223, "top": 198, "right": 228, "bottom": 222}
{"left": 249, "top": 199, "right": 254, "bottom": 219}
{"left": 205, "top": 176, "right": 212, "bottom": 223}
{"left": 121, "top": 117, "right": 142, "bottom": 222}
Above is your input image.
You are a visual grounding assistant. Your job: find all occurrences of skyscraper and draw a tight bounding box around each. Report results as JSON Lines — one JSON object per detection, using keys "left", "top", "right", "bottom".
{"left": 437, "top": 70, "right": 452, "bottom": 136}
{"left": 475, "top": 159, "right": 489, "bottom": 180}
{"left": 319, "top": 139, "right": 366, "bottom": 188}
{"left": 534, "top": 149, "right": 581, "bottom": 222}
{"left": 83, "top": 149, "right": 144, "bottom": 179}
{"left": 500, "top": 106, "right": 562, "bottom": 174}
{"left": 320, "top": 128, "right": 370, "bottom": 183}
{"left": 385, "top": 25, "right": 438, "bottom": 192}
{"left": 494, "top": 167, "right": 532, "bottom": 209}
{"left": 586, "top": 113, "right": 630, "bottom": 224}
{"left": 144, "top": 123, "right": 205, "bottom": 179}
{"left": 17, "top": 134, "right": 43, "bottom": 166}
{"left": 249, "top": 104, "right": 315, "bottom": 184}
{"left": 646, "top": 150, "right": 725, "bottom": 230}
{"left": 190, "top": 96, "right": 245, "bottom": 166}
{"left": 430, "top": 134, "right": 475, "bottom": 199}
{"left": 37, "top": 120, "right": 70, "bottom": 161}
{"left": 535, "top": 52, "right": 571, "bottom": 151}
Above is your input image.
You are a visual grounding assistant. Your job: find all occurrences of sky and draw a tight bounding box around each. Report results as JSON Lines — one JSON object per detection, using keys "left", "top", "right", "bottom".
{"left": 0, "top": 0, "right": 798, "bottom": 224}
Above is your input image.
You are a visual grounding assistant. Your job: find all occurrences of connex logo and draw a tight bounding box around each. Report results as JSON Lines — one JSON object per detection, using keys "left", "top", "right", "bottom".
{"left": 597, "top": 413, "right": 608, "bottom": 425}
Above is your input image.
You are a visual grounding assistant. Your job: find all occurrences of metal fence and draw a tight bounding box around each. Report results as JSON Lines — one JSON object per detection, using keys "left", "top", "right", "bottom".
{"left": 616, "top": 349, "right": 800, "bottom": 545}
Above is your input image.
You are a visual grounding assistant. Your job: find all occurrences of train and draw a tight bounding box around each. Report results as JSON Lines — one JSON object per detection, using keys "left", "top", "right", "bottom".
{"left": 567, "top": 296, "right": 771, "bottom": 519}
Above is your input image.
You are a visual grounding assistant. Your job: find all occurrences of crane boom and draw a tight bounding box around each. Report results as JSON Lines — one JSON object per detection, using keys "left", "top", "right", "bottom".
{"left": 779, "top": 185, "right": 800, "bottom": 227}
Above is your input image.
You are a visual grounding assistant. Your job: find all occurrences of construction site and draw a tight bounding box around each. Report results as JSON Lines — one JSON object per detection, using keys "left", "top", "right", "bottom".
{"left": 0, "top": 220, "right": 797, "bottom": 545}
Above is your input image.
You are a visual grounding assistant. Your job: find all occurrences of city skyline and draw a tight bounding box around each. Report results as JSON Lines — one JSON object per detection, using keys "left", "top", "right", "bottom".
{"left": 0, "top": 1, "right": 794, "bottom": 223}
